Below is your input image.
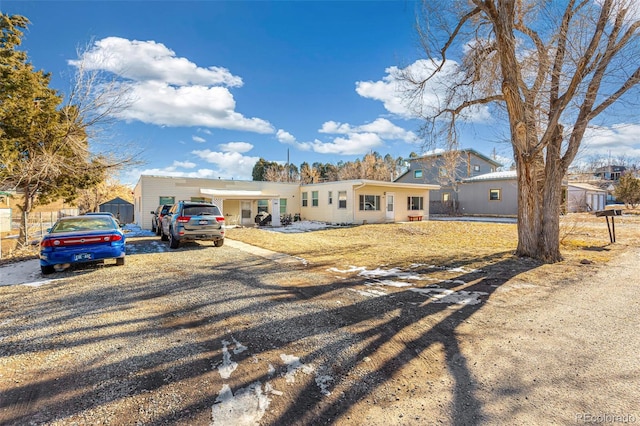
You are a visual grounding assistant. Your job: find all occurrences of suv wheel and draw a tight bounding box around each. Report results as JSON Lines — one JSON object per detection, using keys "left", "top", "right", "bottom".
{"left": 169, "top": 230, "right": 180, "bottom": 249}
{"left": 160, "top": 227, "right": 169, "bottom": 241}
{"left": 155, "top": 224, "right": 162, "bottom": 236}
{"left": 214, "top": 239, "right": 224, "bottom": 247}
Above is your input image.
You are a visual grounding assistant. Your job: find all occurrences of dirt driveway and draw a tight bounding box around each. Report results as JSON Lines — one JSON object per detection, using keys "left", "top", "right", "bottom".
{"left": 0, "top": 236, "right": 638, "bottom": 425}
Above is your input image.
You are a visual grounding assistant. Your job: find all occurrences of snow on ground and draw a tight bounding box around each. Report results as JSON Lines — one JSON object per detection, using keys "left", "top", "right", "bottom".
{"left": 260, "top": 220, "right": 335, "bottom": 233}
{"left": 211, "top": 339, "right": 324, "bottom": 425}
{"left": 330, "top": 265, "right": 488, "bottom": 305}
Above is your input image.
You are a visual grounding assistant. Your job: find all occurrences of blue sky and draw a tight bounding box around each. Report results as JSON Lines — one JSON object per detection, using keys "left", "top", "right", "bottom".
{"left": 2, "top": 1, "right": 639, "bottom": 186}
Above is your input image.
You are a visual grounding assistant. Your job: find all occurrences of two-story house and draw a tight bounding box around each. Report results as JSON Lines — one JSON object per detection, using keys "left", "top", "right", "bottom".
{"left": 395, "top": 149, "right": 503, "bottom": 214}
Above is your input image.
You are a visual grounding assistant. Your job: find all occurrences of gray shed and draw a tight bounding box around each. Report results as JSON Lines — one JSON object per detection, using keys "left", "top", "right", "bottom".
{"left": 99, "top": 197, "right": 134, "bottom": 224}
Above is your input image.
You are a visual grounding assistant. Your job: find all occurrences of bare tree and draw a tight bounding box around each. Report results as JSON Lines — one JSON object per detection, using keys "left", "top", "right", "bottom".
{"left": 403, "top": 0, "right": 640, "bottom": 262}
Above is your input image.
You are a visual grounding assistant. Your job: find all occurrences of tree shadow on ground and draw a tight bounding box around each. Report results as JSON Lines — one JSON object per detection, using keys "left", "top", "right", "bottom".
{"left": 0, "top": 245, "right": 541, "bottom": 425}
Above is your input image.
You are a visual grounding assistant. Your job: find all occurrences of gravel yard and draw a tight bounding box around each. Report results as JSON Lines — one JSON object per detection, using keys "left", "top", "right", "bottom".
{"left": 0, "top": 227, "right": 639, "bottom": 425}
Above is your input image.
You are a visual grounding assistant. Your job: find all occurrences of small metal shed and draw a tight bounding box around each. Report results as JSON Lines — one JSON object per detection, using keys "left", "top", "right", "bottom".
{"left": 99, "top": 197, "right": 134, "bottom": 224}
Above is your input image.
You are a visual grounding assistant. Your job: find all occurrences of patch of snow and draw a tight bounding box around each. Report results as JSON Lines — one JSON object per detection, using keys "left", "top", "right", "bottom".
{"left": 348, "top": 288, "right": 387, "bottom": 298}
{"left": 0, "top": 259, "right": 60, "bottom": 287}
{"left": 315, "top": 374, "right": 333, "bottom": 396}
{"left": 122, "top": 224, "right": 156, "bottom": 237}
{"left": 218, "top": 340, "right": 239, "bottom": 379}
{"left": 264, "top": 221, "right": 332, "bottom": 233}
{"left": 280, "top": 354, "right": 314, "bottom": 383}
{"left": 211, "top": 382, "right": 271, "bottom": 426}
{"left": 410, "top": 287, "right": 488, "bottom": 305}
{"left": 232, "top": 337, "right": 248, "bottom": 354}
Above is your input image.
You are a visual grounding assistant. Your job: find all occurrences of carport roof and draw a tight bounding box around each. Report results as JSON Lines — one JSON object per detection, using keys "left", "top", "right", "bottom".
{"left": 200, "top": 189, "right": 280, "bottom": 199}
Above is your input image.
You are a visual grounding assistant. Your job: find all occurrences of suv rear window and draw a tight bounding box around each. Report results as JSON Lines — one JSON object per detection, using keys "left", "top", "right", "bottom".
{"left": 183, "top": 205, "right": 221, "bottom": 216}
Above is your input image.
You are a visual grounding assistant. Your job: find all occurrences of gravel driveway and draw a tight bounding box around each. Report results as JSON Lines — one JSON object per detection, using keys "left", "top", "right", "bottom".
{"left": 0, "top": 236, "right": 638, "bottom": 425}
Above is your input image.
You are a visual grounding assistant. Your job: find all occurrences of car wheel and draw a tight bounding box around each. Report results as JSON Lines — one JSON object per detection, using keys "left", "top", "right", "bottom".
{"left": 169, "top": 231, "right": 180, "bottom": 249}
{"left": 116, "top": 257, "right": 125, "bottom": 266}
{"left": 214, "top": 239, "right": 224, "bottom": 247}
{"left": 151, "top": 222, "right": 156, "bottom": 233}
{"left": 156, "top": 223, "right": 162, "bottom": 236}
{"left": 41, "top": 265, "right": 55, "bottom": 275}
{"left": 160, "top": 227, "right": 169, "bottom": 241}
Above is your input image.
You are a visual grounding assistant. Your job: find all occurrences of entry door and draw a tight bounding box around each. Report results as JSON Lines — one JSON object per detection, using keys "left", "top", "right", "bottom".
{"left": 386, "top": 193, "right": 395, "bottom": 221}
{"left": 241, "top": 201, "right": 252, "bottom": 226}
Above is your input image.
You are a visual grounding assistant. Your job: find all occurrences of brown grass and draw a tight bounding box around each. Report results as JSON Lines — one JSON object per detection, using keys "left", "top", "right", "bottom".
{"left": 226, "top": 212, "right": 640, "bottom": 274}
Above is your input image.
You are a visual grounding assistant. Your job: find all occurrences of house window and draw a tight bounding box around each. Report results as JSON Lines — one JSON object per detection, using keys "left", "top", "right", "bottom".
{"left": 408, "top": 196, "right": 424, "bottom": 210}
{"left": 159, "top": 196, "right": 175, "bottom": 205}
{"left": 439, "top": 167, "right": 447, "bottom": 177}
{"left": 280, "top": 198, "right": 287, "bottom": 215}
{"left": 302, "top": 192, "right": 308, "bottom": 207}
{"left": 359, "top": 195, "right": 380, "bottom": 211}
{"left": 312, "top": 191, "right": 319, "bottom": 207}
{"left": 473, "top": 165, "right": 481, "bottom": 172}
{"left": 414, "top": 169, "right": 423, "bottom": 179}
{"left": 338, "top": 191, "right": 347, "bottom": 209}
{"left": 442, "top": 192, "right": 451, "bottom": 202}
{"left": 328, "top": 191, "right": 333, "bottom": 205}
{"left": 257, "top": 199, "right": 269, "bottom": 213}
{"left": 489, "top": 189, "right": 501, "bottom": 201}
{"left": 490, "top": 167, "right": 496, "bottom": 172}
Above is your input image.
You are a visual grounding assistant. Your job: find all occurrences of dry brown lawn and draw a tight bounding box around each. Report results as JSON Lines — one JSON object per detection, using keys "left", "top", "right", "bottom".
{"left": 226, "top": 212, "right": 640, "bottom": 283}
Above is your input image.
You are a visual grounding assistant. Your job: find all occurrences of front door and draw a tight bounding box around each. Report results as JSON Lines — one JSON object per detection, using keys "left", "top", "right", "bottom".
{"left": 241, "top": 201, "right": 252, "bottom": 226}
{"left": 386, "top": 193, "right": 395, "bottom": 221}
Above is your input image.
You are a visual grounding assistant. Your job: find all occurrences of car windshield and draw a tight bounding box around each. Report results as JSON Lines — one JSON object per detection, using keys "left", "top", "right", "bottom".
{"left": 161, "top": 206, "right": 171, "bottom": 214}
{"left": 183, "top": 205, "right": 220, "bottom": 216}
{"left": 51, "top": 217, "right": 115, "bottom": 233}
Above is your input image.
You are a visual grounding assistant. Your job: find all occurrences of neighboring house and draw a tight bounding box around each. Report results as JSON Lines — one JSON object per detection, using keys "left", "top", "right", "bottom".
{"left": 458, "top": 171, "right": 606, "bottom": 216}
{"left": 133, "top": 175, "right": 439, "bottom": 230}
{"left": 458, "top": 171, "right": 519, "bottom": 217}
{"left": 395, "top": 149, "right": 503, "bottom": 214}
{"left": 594, "top": 165, "right": 626, "bottom": 181}
{"left": 565, "top": 183, "right": 607, "bottom": 213}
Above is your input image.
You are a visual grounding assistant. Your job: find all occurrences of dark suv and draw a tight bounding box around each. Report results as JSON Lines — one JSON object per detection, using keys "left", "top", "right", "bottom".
{"left": 160, "top": 201, "right": 225, "bottom": 249}
{"left": 150, "top": 204, "right": 173, "bottom": 235}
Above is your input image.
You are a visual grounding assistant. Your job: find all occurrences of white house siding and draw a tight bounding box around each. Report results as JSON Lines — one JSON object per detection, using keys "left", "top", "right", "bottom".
{"left": 135, "top": 176, "right": 439, "bottom": 229}
{"left": 300, "top": 181, "right": 435, "bottom": 224}
{"left": 133, "top": 176, "right": 299, "bottom": 230}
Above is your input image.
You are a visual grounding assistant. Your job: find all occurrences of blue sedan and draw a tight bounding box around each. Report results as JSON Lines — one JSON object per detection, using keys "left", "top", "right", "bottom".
{"left": 40, "top": 215, "right": 126, "bottom": 274}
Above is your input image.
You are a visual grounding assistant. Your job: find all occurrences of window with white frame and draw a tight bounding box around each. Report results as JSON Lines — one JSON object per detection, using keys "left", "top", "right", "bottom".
{"left": 407, "top": 196, "right": 424, "bottom": 210}
{"left": 280, "top": 198, "right": 287, "bottom": 215}
{"left": 414, "top": 169, "right": 423, "bottom": 179}
{"left": 338, "top": 191, "right": 347, "bottom": 209}
{"left": 302, "top": 192, "right": 308, "bottom": 207}
{"left": 328, "top": 191, "right": 333, "bottom": 205}
{"left": 442, "top": 192, "right": 451, "bottom": 202}
{"left": 359, "top": 195, "right": 380, "bottom": 211}
{"left": 489, "top": 189, "right": 501, "bottom": 201}
{"left": 312, "top": 191, "right": 319, "bottom": 207}
{"left": 257, "top": 199, "right": 269, "bottom": 213}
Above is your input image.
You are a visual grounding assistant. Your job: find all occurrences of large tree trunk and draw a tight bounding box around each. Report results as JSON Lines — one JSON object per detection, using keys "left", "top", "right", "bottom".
{"left": 515, "top": 155, "right": 541, "bottom": 258}
{"left": 538, "top": 129, "right": 566, "bottom": 263}
{"left": 18, "top": 184, "right": 34, "bottom": 248}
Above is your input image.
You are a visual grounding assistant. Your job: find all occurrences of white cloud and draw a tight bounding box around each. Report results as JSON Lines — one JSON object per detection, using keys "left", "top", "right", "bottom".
{"left": 218, "top": 142, "right": 254, "bottom": 153}
{"left": 276, "top": 129, "right": 296, "bottom": 144}
{"left": 69, "top": 37, "right": 243, "bottom": 87}
{"left": 173, "top": 160, "right": 197, "bottom": 169}
{"left": 311, "top": 133, "right": 384, "bottom": 155}
{"left": 581, "top": 124, "right": 640, "bottom": 158}
{"left": 192, "top": 149, "right": 259, "bottom": 179}
{"left": 192, "top": 135, "right": 206, "bottom": 143}
{"left": 356, "top": 60, "right": 490, "bottom": 122}
{"left": 69, "top": 37, "right": 274, "bottom": 134}
{"left": 114, "top": 81, "right": 274, "bottom": 133}
{"left": 319, "top": 118, "right": 417, "bottom": 143}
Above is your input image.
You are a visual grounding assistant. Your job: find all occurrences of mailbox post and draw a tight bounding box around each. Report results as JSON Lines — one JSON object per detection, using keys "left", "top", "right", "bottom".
{"left": 595, "top": 209, "right": 622, "bottom": 243}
